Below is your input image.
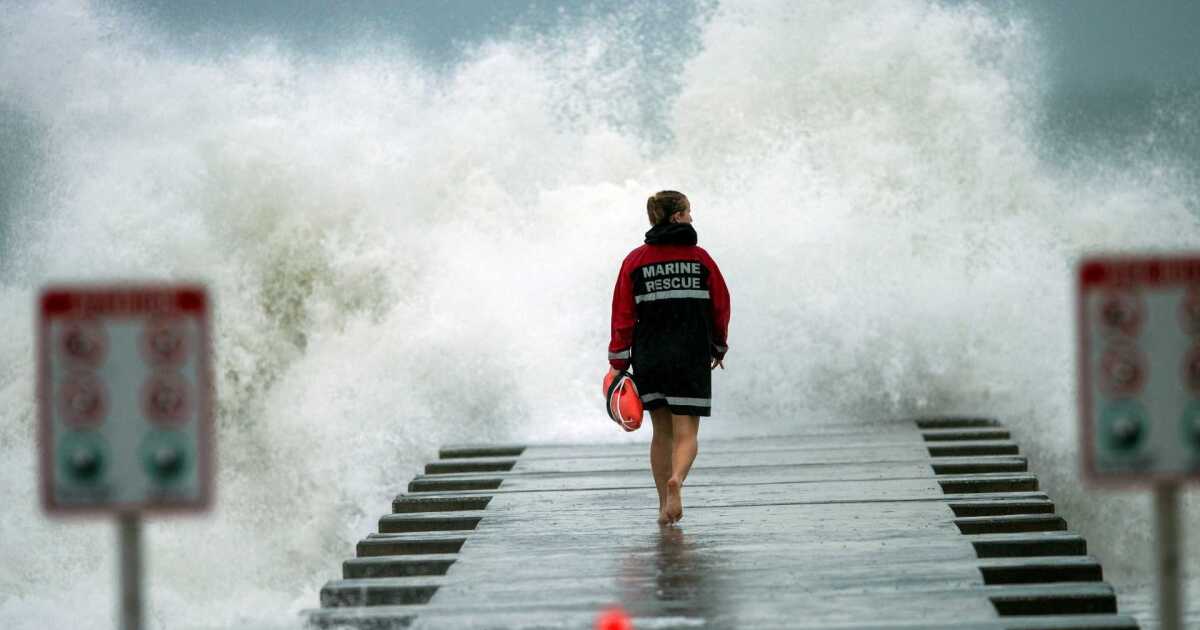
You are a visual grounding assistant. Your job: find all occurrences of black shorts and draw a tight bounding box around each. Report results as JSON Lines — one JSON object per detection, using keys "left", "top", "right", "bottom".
{"left": 633, "top": 362, "right": 711, "bottom": 417}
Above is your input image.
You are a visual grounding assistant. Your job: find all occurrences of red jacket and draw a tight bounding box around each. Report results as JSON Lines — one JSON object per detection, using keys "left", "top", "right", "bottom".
{"left": 608, "top": 223, "right": 730, "bottom": 371}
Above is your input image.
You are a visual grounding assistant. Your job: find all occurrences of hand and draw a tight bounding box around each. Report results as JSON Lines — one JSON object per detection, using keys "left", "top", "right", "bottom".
{"left": 711, "top": 358, "right": 724, "bottom": 370}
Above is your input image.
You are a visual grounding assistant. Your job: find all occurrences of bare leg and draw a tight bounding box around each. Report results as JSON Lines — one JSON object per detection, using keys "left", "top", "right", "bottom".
{"left": 665, "top": 414, "right": 699, "bottom": 523}
{"left": 649, "top": 408, "right": 674, "bottom": 524}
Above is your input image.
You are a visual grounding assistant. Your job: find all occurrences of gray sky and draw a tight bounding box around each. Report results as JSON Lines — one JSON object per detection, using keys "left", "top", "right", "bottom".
{"left": 1031, "top": 0, "right": 1200, "bottom": 88}
{"left": 106, "top": 0, "right": 1200, "bottom": 89}
{"left": 104, "top": 0, "right": 704, "bottom": 66}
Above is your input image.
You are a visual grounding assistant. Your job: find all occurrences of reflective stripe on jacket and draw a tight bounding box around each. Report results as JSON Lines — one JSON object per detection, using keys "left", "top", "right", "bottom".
{"left": 608, "top": 223, "right": 730, "bottom": 371}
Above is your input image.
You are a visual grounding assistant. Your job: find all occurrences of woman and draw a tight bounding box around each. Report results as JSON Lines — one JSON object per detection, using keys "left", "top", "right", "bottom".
{"left": 608, "top": 191, "right": 730, "bottom": 525}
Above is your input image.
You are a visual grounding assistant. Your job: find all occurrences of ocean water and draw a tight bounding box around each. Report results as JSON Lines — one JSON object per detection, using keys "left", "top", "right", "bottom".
{"left": 1, "top": 1, "right": 1198, "bottom": 628}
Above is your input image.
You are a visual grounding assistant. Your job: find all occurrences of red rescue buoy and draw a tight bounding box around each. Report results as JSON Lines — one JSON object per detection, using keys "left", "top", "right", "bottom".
{"left": 603, "top": 370, "right": 643, "bottom": 431}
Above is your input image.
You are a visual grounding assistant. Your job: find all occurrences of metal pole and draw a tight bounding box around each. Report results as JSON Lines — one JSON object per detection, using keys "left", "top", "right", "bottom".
{"left": 1155, "top": 483, "right": 1182, "bottom": 630}
{"left": 118, "top": 512, "right": 142, "bottom": 630}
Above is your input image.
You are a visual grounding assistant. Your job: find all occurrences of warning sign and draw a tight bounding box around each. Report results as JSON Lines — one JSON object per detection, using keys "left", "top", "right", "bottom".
{"left": 38, "top": 285, "right": 214, "bottom": 513}
{"left": 1079, "top": 256, "right": 1200, "bottom": 484}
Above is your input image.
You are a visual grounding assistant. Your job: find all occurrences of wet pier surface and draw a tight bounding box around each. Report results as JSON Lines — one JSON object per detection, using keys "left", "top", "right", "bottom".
{"left": 304, "top": 418, "right": 1139, "bottom": 629}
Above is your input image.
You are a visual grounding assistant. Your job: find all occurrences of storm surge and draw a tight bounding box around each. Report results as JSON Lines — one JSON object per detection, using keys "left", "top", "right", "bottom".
{"left": 1, "top": 1, "right": 1196, "bottom": 628}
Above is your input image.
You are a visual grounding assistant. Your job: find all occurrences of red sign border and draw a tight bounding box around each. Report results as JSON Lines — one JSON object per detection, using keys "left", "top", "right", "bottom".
{"left": 38, "top": 284, "right": 215, "bottom": 516}
{"left": 1078, "top": 255, "right": 1200, "bottom": 487}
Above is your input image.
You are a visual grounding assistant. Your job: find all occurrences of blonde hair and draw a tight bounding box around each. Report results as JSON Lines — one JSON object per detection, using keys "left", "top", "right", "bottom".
{"left": 646, "top": 191, "right": 690, "bottom": 226}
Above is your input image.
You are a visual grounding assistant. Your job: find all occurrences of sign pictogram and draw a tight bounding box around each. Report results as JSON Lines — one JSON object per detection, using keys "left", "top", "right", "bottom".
{"left": 1099, "top": 290, "right": 1143, "bottom": 337}
{"left": 1183, "top": 344, "right": 1200, "bottom": 394}
{"left": 57, "top": 431, "right": 107, "bottom": 485}
{"left": 38, "top": 285, "right": 213, "bottom": 513}
{"left": 142, "top": 317, "right": 188, "bottom": 366}
{"left": 1180, "top": 286, "right": 1200, "bottom": 335}
{"left": 61, "top": 319, "right": 107, "bottom": 366}
{"left": 1182, "top": 402, "right": 1200, "bottom": 450}
{"left": 58, "top": 371, "right": 108, "bottom": 427}
{"left": 1099, "top": 344, "right": 1147, "bottom": 397}
{"left": 1100, "top": 400, "right": 1147, "bottom": 452}
{"left": 142, "top": 373, "right": 189, "bottom": 424}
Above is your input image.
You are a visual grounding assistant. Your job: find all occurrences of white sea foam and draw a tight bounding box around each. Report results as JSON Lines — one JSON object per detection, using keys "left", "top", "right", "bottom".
{"left": 1, "top": 1, "right": 1197, "bottom": 628}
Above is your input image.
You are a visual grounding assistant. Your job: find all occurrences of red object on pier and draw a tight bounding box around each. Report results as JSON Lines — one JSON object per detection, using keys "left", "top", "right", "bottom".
{"left": 596, "top": 606, "right": 633, "bottom": 630}
{"left": 603, "top": 370, "right": 643, "bottom": 431}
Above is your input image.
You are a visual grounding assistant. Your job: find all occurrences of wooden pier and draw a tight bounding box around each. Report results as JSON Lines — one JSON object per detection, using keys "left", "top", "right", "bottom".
{"left": 304, "top": 417, "right": 1138, "bottom": 629}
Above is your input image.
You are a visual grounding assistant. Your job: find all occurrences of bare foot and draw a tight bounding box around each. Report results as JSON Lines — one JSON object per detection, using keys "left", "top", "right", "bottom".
{"left": 665, "top": 477, "right": 683, "bottom": 523}
{"left": 658, "top": 508, "right": 670, "bottom": 525}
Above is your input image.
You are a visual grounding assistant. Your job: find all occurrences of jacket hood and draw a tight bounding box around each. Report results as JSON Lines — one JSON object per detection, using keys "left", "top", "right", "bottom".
{"left": 644, "top": 223, "right": 698, "bottom": 246}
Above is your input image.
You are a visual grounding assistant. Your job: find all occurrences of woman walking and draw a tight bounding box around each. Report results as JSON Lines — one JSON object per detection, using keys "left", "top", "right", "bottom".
{"left": 607, "top": 191, "right": 731, "bottom": 525}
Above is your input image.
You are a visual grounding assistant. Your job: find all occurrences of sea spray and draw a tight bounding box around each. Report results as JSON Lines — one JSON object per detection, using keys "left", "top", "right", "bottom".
{"left": 0, "top": 1, "right": 1197, "bottom": 628}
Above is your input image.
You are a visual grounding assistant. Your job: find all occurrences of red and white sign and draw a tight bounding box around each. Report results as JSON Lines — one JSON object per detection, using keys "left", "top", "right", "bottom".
{"left": 1079, "top": 256, "right": 1200, "bottom": 485}
{"left": 38, "top": 284, "right": 214, "bottom": 513}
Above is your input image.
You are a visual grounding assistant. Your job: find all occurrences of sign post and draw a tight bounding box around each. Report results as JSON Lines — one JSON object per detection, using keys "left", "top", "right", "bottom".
{"left": 1078, "top": 256, "right": 1200, "bottom": 630}
{"left": 1155, "top": 484, "right": 1181, "bottom": 630}
{"left": 37, "top": 285, "right": 214, "bottom": 630}
{"left": 119, "top": 512, "right": 143, "bottom": 630}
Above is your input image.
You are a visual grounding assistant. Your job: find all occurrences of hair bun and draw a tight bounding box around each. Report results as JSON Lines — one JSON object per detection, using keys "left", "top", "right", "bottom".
{"left": 646, "top": 190, "right": 689, "bottom": 226}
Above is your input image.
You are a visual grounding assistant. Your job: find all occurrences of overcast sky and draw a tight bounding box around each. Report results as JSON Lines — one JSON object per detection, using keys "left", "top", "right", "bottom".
{"left": 1030, "top": 0, "right": 1200, "bottom": 88}
{"left": 107, "top": 0, "right": 1200, "bottom": 90}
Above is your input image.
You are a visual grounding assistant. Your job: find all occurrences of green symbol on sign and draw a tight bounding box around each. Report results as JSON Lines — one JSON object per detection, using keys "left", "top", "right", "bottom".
{"left": 58, "top": 431, "right": 107, "bottom": 484}
{"left": 1101, "top": 401, "right": 1148, "bottom": 453}
{"left": 1182, "top": 402, "right": 1200, "bottom": 450}
{"left": 139, "top": 430, "right": 191, "bottom": 484}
